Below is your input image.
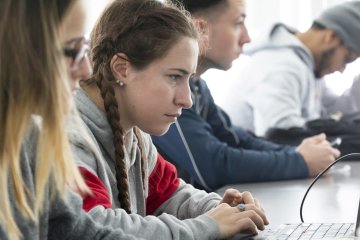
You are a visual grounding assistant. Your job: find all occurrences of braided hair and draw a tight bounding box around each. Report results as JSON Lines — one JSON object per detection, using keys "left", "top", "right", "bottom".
{"left": 87, "top": 0, "right": 198, "bottom": 213}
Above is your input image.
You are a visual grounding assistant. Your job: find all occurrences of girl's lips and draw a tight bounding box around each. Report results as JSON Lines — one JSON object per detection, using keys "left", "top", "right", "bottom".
{"left": 165, "top": 113, "right": 181, "bottom": 121}
{"left": 166, "top": 112, "right": 181, "bottom": 118}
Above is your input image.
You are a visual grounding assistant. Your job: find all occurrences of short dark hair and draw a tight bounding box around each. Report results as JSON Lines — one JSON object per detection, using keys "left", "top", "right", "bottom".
{"left": 172, "top": 0, "right": 228, "bottom": 14}
{"left": 310, "top": 21, "right": 326, "bottom": 30}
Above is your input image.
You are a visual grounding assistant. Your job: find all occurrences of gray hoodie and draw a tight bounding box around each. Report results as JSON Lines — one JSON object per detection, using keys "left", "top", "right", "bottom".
{"left": 0, "top": 119, "right": 139, "bottom": 240}
{"left": 71, "top": 89, "right": 222, "bottom": 240}
{"left": 223, "top": 23, "right": 360, "bottom": 136}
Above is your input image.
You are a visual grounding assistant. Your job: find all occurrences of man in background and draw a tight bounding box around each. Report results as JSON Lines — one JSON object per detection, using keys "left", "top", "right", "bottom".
{"left": 223, "top": 1, "right": 360, "bottom": 137}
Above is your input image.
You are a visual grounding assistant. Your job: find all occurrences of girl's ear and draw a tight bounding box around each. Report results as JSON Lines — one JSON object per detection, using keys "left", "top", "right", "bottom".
{"left": 193, "top": 17, "right": 210, "bottom": 52}
{"left": 110, "top": 53, "right": 129, "bottom": 81}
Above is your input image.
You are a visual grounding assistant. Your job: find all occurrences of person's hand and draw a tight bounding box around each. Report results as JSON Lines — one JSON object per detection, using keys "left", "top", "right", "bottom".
{"left": 296, "top": 133, "right": 340, "bottom": 177}
{"left": 219, "top": 188, "right": 243, "bottom": 206}
{"left": 220, "top": 189, "right": 268, "bottom": 223}
{"left": 219, "top": 189, "right": 267, "bottom": 222}
{"left": 206, "top": 203, "right": 268, "bottom": 239}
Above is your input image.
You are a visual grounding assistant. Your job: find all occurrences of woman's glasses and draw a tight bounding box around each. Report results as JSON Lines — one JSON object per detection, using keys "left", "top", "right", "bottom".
{"left": 63, "top": 37, "right": 89, "bottom": 70}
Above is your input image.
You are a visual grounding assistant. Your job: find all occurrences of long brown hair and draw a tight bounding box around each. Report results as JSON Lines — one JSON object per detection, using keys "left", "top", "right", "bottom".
{"left": 87, "top": 0, "right": 198, "bottom": 213}
{"left": 0, "top": 0, "right": 88, "bottom": 239}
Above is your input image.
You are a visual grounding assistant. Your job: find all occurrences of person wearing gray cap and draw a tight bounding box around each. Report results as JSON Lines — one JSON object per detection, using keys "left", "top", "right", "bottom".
{"left": 223, "top": 1, "right": 360, "bottom": 137}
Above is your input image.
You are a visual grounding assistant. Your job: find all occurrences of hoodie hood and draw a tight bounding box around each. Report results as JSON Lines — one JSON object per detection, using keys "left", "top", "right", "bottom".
{"left": 74, "top": 89, "right": 138, "bottom": 169}
{"left": 245, "top": 23, "right": 315, "bottom": 68}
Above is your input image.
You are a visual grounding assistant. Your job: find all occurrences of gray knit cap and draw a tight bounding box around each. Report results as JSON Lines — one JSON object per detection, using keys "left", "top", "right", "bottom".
{"left": 314, "top": 1, "right": 360, "bottom": 54}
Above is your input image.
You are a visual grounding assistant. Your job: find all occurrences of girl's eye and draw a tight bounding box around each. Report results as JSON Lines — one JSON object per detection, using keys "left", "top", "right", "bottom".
{"left": 170, "top": 75, "right": 181, "bottom": 81}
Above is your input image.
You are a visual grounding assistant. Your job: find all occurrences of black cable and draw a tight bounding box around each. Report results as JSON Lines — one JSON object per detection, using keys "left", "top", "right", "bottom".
{"left": 300, "top": 152, "right": 360, "bottom": 223}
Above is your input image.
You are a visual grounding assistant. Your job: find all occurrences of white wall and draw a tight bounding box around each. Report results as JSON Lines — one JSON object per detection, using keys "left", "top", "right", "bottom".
{"left": 86, "top": 0, "right": 113, "bottom": 35}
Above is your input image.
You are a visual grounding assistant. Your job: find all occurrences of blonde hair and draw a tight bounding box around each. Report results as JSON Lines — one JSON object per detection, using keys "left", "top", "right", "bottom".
{"left": 0, "top": 0, "right": 88, "bottom": 239}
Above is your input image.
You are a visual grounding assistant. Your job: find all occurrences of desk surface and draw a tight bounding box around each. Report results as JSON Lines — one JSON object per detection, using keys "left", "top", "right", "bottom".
{"left": 216, "top": 161, "right": 360, "bottom": 228}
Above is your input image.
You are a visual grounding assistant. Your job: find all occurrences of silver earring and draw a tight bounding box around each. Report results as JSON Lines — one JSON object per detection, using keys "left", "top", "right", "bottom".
{"left": 116, "top": 79, "right": 125, "bottom": 87}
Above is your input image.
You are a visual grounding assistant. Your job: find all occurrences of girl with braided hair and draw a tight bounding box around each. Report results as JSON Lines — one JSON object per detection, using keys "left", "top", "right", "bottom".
{"left": 71, "top": 0, "right": 268, "bottom": 239}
